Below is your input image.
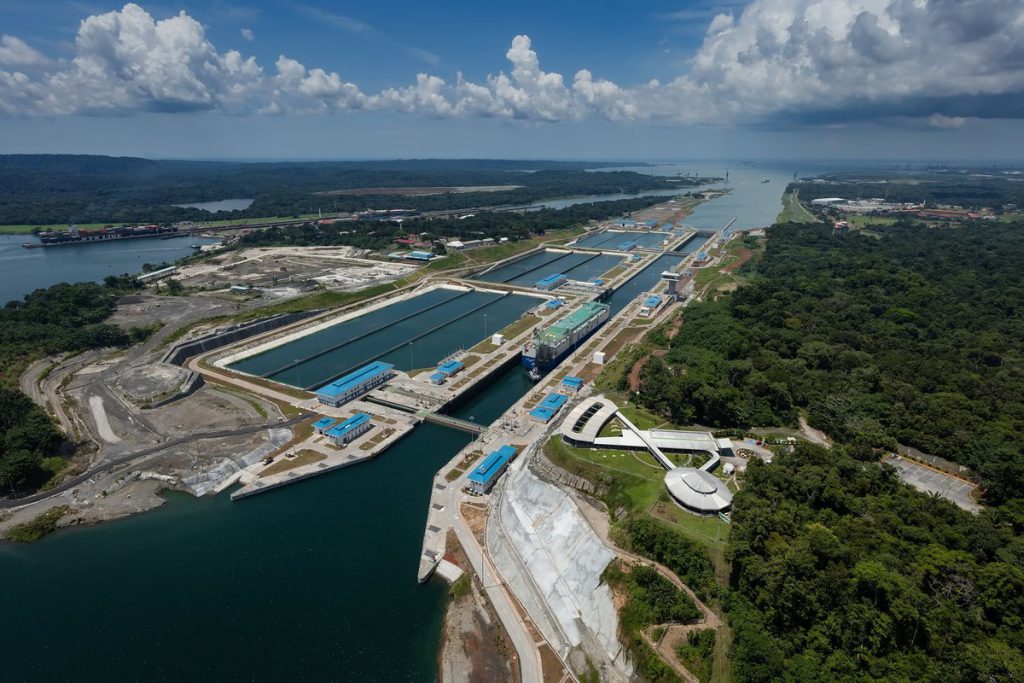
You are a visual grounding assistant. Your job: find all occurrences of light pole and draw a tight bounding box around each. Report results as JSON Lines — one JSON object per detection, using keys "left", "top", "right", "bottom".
{"left": 483, "top": 313, "right": 488, "bottom": 340}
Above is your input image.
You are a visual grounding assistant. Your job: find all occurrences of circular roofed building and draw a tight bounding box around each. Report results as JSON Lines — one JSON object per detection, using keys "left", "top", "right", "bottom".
{"left": 664, "top": 467, "right": 732, "bottom": 514}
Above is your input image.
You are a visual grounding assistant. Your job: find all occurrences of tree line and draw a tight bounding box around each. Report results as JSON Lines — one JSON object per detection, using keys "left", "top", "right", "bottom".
{"left": 236, "top": 196, "right": 675, "bottom": 250}
{"left": 0, "top": 155, "right": 715, "bottom": 226}
{"left": 728, "top": 443, "right": 1024, "bottom": 682}
{"left": 634, "top": 220, "right": 1024, "bottom": 503}
{"left": 0, "top": 279, "right": 146, "bottom": 493}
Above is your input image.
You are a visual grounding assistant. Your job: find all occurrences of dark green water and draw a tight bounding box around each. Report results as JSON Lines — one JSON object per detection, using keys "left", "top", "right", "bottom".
{"left": 230, "top": 289, "right": 537, "bottom": 388}
{"left": 0, "top": 365, "right": 532, "bottom": 682}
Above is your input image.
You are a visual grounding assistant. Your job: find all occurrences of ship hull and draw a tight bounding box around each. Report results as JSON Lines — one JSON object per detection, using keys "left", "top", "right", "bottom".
{"left": 521, "top": 307, "right": 609, "bottom": 373}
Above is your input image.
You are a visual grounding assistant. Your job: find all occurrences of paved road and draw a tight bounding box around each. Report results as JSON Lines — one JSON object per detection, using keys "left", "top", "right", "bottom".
{"left": 883, "top": 454, "right": 981, "bottom": 513}
{"left": 0, "top": 412, "right": 310, "bottom": 510}
{"left": 449, "top": 486, "right": 543, "bottom": 683}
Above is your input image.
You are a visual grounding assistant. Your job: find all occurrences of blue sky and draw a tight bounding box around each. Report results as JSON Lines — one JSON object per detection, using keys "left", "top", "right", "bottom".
{"left": 0, "top": 0, "right": 1022, "bottom": 161}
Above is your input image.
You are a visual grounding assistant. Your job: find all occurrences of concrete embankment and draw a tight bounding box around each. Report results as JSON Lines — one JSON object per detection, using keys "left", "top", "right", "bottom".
{"left": 487, "top": 452, "right": 632, "bottom": 681}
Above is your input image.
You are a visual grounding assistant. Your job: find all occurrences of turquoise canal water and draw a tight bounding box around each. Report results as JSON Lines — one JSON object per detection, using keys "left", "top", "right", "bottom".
{"left": 476, "top": 249, "right": 624, "bottom": 286}
{"left": 572, "top": 230, "right": 672, "bottom": 250}
{"left": 230, "top": 288, "right": 538, "bottom": 389}
{"left": 0, "top": 362, "right": 532, "bottom": 682}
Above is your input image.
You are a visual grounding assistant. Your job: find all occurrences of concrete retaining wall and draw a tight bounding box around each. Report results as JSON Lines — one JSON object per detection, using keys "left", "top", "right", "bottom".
{"left": 149, "top": 371, "right": 205, "bottom": 409}
{"left": 162, "top": 311, "right": 320, "bottom": 367}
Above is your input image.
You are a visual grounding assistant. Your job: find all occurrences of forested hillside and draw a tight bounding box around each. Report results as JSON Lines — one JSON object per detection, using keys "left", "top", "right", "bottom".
{"left": 728, "top": 445, "right": 1024, "bottom": 682}
{"left": 795, "top": 171, "right": 1024, "bottom": 209}
{"left": 636, "top": 220, "right": 1024, "bottom": 502}
{"left": 0, "top": 155, "right": 710, "bottom": 225}
{"left": 237, "top": 196, "right": 671, "bottom": 250}
{"left": 0, "top": 281, "right": 145, "bottom": 492}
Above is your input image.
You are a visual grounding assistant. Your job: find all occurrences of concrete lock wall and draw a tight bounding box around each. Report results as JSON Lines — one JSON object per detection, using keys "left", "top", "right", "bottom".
{"left": 148, "top": 371, "right": 205, "bottom": 409}
{"left": 163, "top": 311, "right": 321, "bottom": 367}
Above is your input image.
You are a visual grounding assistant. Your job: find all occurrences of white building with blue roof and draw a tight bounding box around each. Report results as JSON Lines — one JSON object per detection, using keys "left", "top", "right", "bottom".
{"left": 315, "top": 361, "right": 395, "bottom": 407}
{"left": 466, "top": 445, "right": 518, "bottom": 494}
{"left": 325, "top": 413, "right": 373, "bottom": 446}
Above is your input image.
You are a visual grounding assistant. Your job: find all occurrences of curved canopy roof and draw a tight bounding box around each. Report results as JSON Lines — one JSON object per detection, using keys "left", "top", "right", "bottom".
{"left": 664, "top": 467, "right": 732, "bottom": 513}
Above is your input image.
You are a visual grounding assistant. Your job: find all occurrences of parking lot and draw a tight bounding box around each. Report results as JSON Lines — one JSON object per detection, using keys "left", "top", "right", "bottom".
{"left": 883, "top": 454, "right": 981, "bottom": 513}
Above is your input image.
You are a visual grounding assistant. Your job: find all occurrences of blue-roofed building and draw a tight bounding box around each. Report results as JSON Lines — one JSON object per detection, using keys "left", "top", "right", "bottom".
{"left": 437, "top": 360, "right": 464, "bottom": 377}
{"left": 617, "top": 218, "right": 636, "bottom": 228}
{"left": 315, "top": 361, "right": 395, "bottom": 407}
{"left": 466, "top": 445, "right": 518, "bottom": 494}
{"left": 561, "top": 376, "right": 584, "bottom": 394}
{"left": 545, "top": 298, "right": 564, "bottom": 310}
{"left": 313, "top": 417, "right": 338, "bottom": 434}
{"left": 590, "top": 278, "right": 604, "bottom": 285}
{"left": 640, "top": 295, "right": 663, "bottom": 317}
{"left": 535, "top": 273, "right": 567, "bottom": 291}
{"left": 530, "top": 393, "right": 568, "bottom": 423}
{"left": 645, "top": 219, "right": 658, "bottom": 227}
{"left": 406, "top": 250, "right": 435, "bottom": 261}
{"left": 325, "top": 412, "right": 373, "bottom": 445}
{"left": 429, "top": 371, "right": 446, "bottom": 385}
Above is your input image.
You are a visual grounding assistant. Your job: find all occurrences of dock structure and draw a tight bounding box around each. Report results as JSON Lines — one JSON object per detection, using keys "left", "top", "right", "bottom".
{"left": 466, "top": 445, "right": 518, "bottom": 494}
{"left": 535, "top": 272, "right": 567, "bottom": 291}
{"left": 315, "top": 361, "right": 395, "bottom": 407}
{"left": 529, "top": 393, "right": 568, "bottom": 423}
{"left": 419, "top": 412, "right": 485, "bottom": 434}
{"left": 312, "top": 417, "right": 338, "bottom": 434}
{"left": 325, "top": 413, "right": 373, "bottom": 446}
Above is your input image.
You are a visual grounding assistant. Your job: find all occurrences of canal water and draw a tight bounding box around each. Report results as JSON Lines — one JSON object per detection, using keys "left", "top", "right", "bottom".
{"left": 596, "top": 162, "right": 799, "bottom": 231}
{"left": 0, "top": 361, "right": 531, "bottom": 682}
{"left": 572, "top": 230, "right": 673, "bottom": 250}
{"left": 173, "top": 198, "right": 255, "bottom": 212}
{"left": 230, "top": 288, "right": 539, "bottom": 388}
{"left": 0, "top": 233, "right": 221, "bottom": 305}
{"left": 674, "top": 231, "right": 716, "bottom": 254}
{"left": 478, "top": 251, "right": 624, "bottom": 287}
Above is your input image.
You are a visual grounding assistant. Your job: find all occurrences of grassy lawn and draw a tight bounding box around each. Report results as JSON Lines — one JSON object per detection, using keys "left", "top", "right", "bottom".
{"left": 496, "top": 314, "right": 540, "bottom": 340}
{"left": 545, "top": 437, "right": 666, "bottom": 511}
{"left": 0, "top": 225, "right": 45, "bottom": 234}
{"left": 618, "top": 404, "right": 668, "bottom": 430}
{"left": 260, "top": 449, "right": 326, "bottom": 477}
{"left": 842, "top": 214, "right": 899, "bottom": 228}
{"left": 233, "top": 281, "right": 402, "bottom": 320}
{"left": 776, "top": 190, "right": 816, "bottom": 223}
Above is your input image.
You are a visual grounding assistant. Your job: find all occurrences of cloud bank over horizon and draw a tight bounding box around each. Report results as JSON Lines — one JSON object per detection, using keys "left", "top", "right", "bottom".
{"left": 1, "top": 1, "right": 1022, "bottom": 129}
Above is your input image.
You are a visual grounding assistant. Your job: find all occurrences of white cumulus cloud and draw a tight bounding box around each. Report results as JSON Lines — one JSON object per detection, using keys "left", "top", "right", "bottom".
{"left": 1, "top": 0, "right": 1023, "bottom": 129}
{"left": 0, "top": 35, "right": 48, "bottom": 67}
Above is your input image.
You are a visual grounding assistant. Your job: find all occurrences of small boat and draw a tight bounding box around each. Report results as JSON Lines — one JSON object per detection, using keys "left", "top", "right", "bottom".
{"left": 528, "top": 366, "right": 542, "bottom": 382}
{"left": 760, "top": 178, "right": 770, "bottom": 183}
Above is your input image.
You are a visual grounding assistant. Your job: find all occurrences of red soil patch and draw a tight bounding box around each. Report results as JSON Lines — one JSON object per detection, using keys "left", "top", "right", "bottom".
{"left": 723, "top": 248, "right": 753, "bottom": 274}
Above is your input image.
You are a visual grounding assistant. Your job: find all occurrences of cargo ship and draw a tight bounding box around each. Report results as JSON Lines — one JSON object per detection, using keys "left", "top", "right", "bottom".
{"left": 522, "top": 301, "right": 610, "bottom": 373}
{"left": 23, "top": 223, "right": 189, "bottom": 248}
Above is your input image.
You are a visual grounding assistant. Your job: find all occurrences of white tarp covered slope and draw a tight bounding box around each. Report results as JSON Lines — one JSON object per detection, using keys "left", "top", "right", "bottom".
{"left": 487, "top": 456, "right": 631, "bottom": 679}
